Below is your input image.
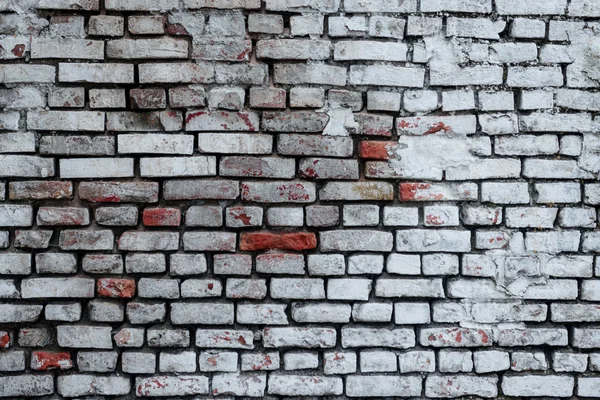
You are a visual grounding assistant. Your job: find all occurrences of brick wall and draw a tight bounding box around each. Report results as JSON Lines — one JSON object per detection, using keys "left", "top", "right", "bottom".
{"left": 1, "top": 0, "right": 600, "bottom": 397}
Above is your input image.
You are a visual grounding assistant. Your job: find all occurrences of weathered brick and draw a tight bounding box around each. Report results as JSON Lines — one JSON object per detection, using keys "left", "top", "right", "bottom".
{"left": 183, "top": 231, "right": 236, "bottom": 252}
{"left": 186, "top": 110, "right": 259, "bottom": 131}
{"left": 139, "top": 62, "right": 214, "bottom": 83}
{"left": 274, "top": 64, "right": 347, "bottom": 86}
{"left": 59, "top": 230, "right": 114, "bottom": 250}
{"left": 0, "top": 65, "right": 55, "bottom": 83}
{"left": 320, "top": 230, "right": 393, "bottom": 252}
{"left": 59, "top": 63, "right": 133, "bottom": 83}
{"left": 136, "top": 376, "right": 208, "bottom": 397}
{"left": 88, "top": 15, "right": 123, "bottom": 36}
{"left": 0, "top": 375, "right": 54, "bottom": 397}
{"left": 349, "top": 65, "right": 424, "bottom": 87}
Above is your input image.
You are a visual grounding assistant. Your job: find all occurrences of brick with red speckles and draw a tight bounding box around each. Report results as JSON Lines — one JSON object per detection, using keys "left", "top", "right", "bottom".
{"left": 263, "top": 327, "right": 336, "bottom": 348}
{"left": 419, "top": 327, "right": 493, "bottom": 347}
{"left": 424, "top": 205, "right": 460, "bottom": 226}
{"left": 30, "top": 351, "right": 73, "bottom": 370}
{"left": 241, "top": 352, "right": 279, "bottom": 371}
{"left": 355, "top": 114, "right": 394, "bottom": 136}
{"left": 241, "top": 181, "right": 316, "bottom": 203}
{"left": 240, "top": 232, "right": 317, "bottom": 251}
{"left": 37, "top": 207, "right": 90, "bottom": 226}
{"left": 399, "top": 182, "right": 478, "bottom": 201}
{"left": 192, "top": 39, "right": 253, "bottom": 61}
{"left": 169, "top": 86, "right": 206, "bottom": 108}
{"left": 237, "top": 304, "right": 288, "bottom": 325}
{"left": 425, "top": 375, "right": 498, "bottom": 398}
{"left": 195, "top": 329, "right": 254, "bottom": 349}
{"left": 299, "top": 158, "right": 359, "bottom": 180}
{"left": 135, "top": 375, "right": 208, "bottom": 397}
{"left": 9, "top": 181, "right": 72, "bottom": 200}
{"left": 185, "top": 110, "right": 259, "bottom": 131}
{"left": 199, "top": 350, "right": 237, "bottom": 372}
{"left": 249, "top": 87, "right": 286, "bottom": 109}
{"left": 143, "top": 208, "right": 181, "bottom": 226}
{"left": 226, "top": 206, "right": 263, "bottom": 228}
{"left": 97, "top": 278, "right": 136, "bottom": 298}
{"left": 397, "top": 115, "right": 476, "bottom": 135}
{"left": 181, "top": 279, "right": 222, "bottom": 298}
{"left": 59, "top": 230, "right": 114, "bottom": 251}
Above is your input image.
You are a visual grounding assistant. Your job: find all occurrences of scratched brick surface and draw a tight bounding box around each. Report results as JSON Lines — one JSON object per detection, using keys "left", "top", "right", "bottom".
{"left": 1, "top": 0, "right": 600, "bottom": 398}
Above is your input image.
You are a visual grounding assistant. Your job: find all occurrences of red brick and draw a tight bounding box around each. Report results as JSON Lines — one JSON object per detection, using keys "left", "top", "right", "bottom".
{"left": 143, "top": 208, "right": 181, "bottom": 226}
{"left": 31, "top": 351, "right": 73, "bottom": 370}
{"left": 0, "top": 331, "right": 9, "bottom": 349}
{"left": 240, "top": 232, "right": 317, "bottom": 251}
{"left": 359, "top": 141, "right": 396, "bottom": 160}
{"left": 97, "top": 278, "right": 136, "bottom": 298}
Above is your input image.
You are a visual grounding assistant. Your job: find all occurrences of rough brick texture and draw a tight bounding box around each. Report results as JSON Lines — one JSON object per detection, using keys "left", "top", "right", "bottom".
{"left": 0, "top": 0, "right": 599, "bottom": 398}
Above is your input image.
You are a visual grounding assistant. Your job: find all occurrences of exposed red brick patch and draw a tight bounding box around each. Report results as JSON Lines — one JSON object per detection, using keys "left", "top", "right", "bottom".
{"left": 359, "top": 141, "right": 396, "bottom": 159}
{"left": 240, "top": 232, "right": 317, "bottom": 251}
{"left": 0, "top": 331, "right": 9, "bottom": 349}
{"left": 31, "top": 351, "right": 73, "bottom": 370}
{"left": 97, "top": 278, "right": 136, "bottom": 298}
{"left": 399, "top": 183, "right": 442, "bottom": 201}
{"left": 143, "top": 208, "right": 181, "bottom": 226}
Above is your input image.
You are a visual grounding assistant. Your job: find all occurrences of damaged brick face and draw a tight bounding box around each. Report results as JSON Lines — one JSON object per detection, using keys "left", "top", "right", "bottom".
{"left": 3, "top": 0, "right": 600, "bottom": 398}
